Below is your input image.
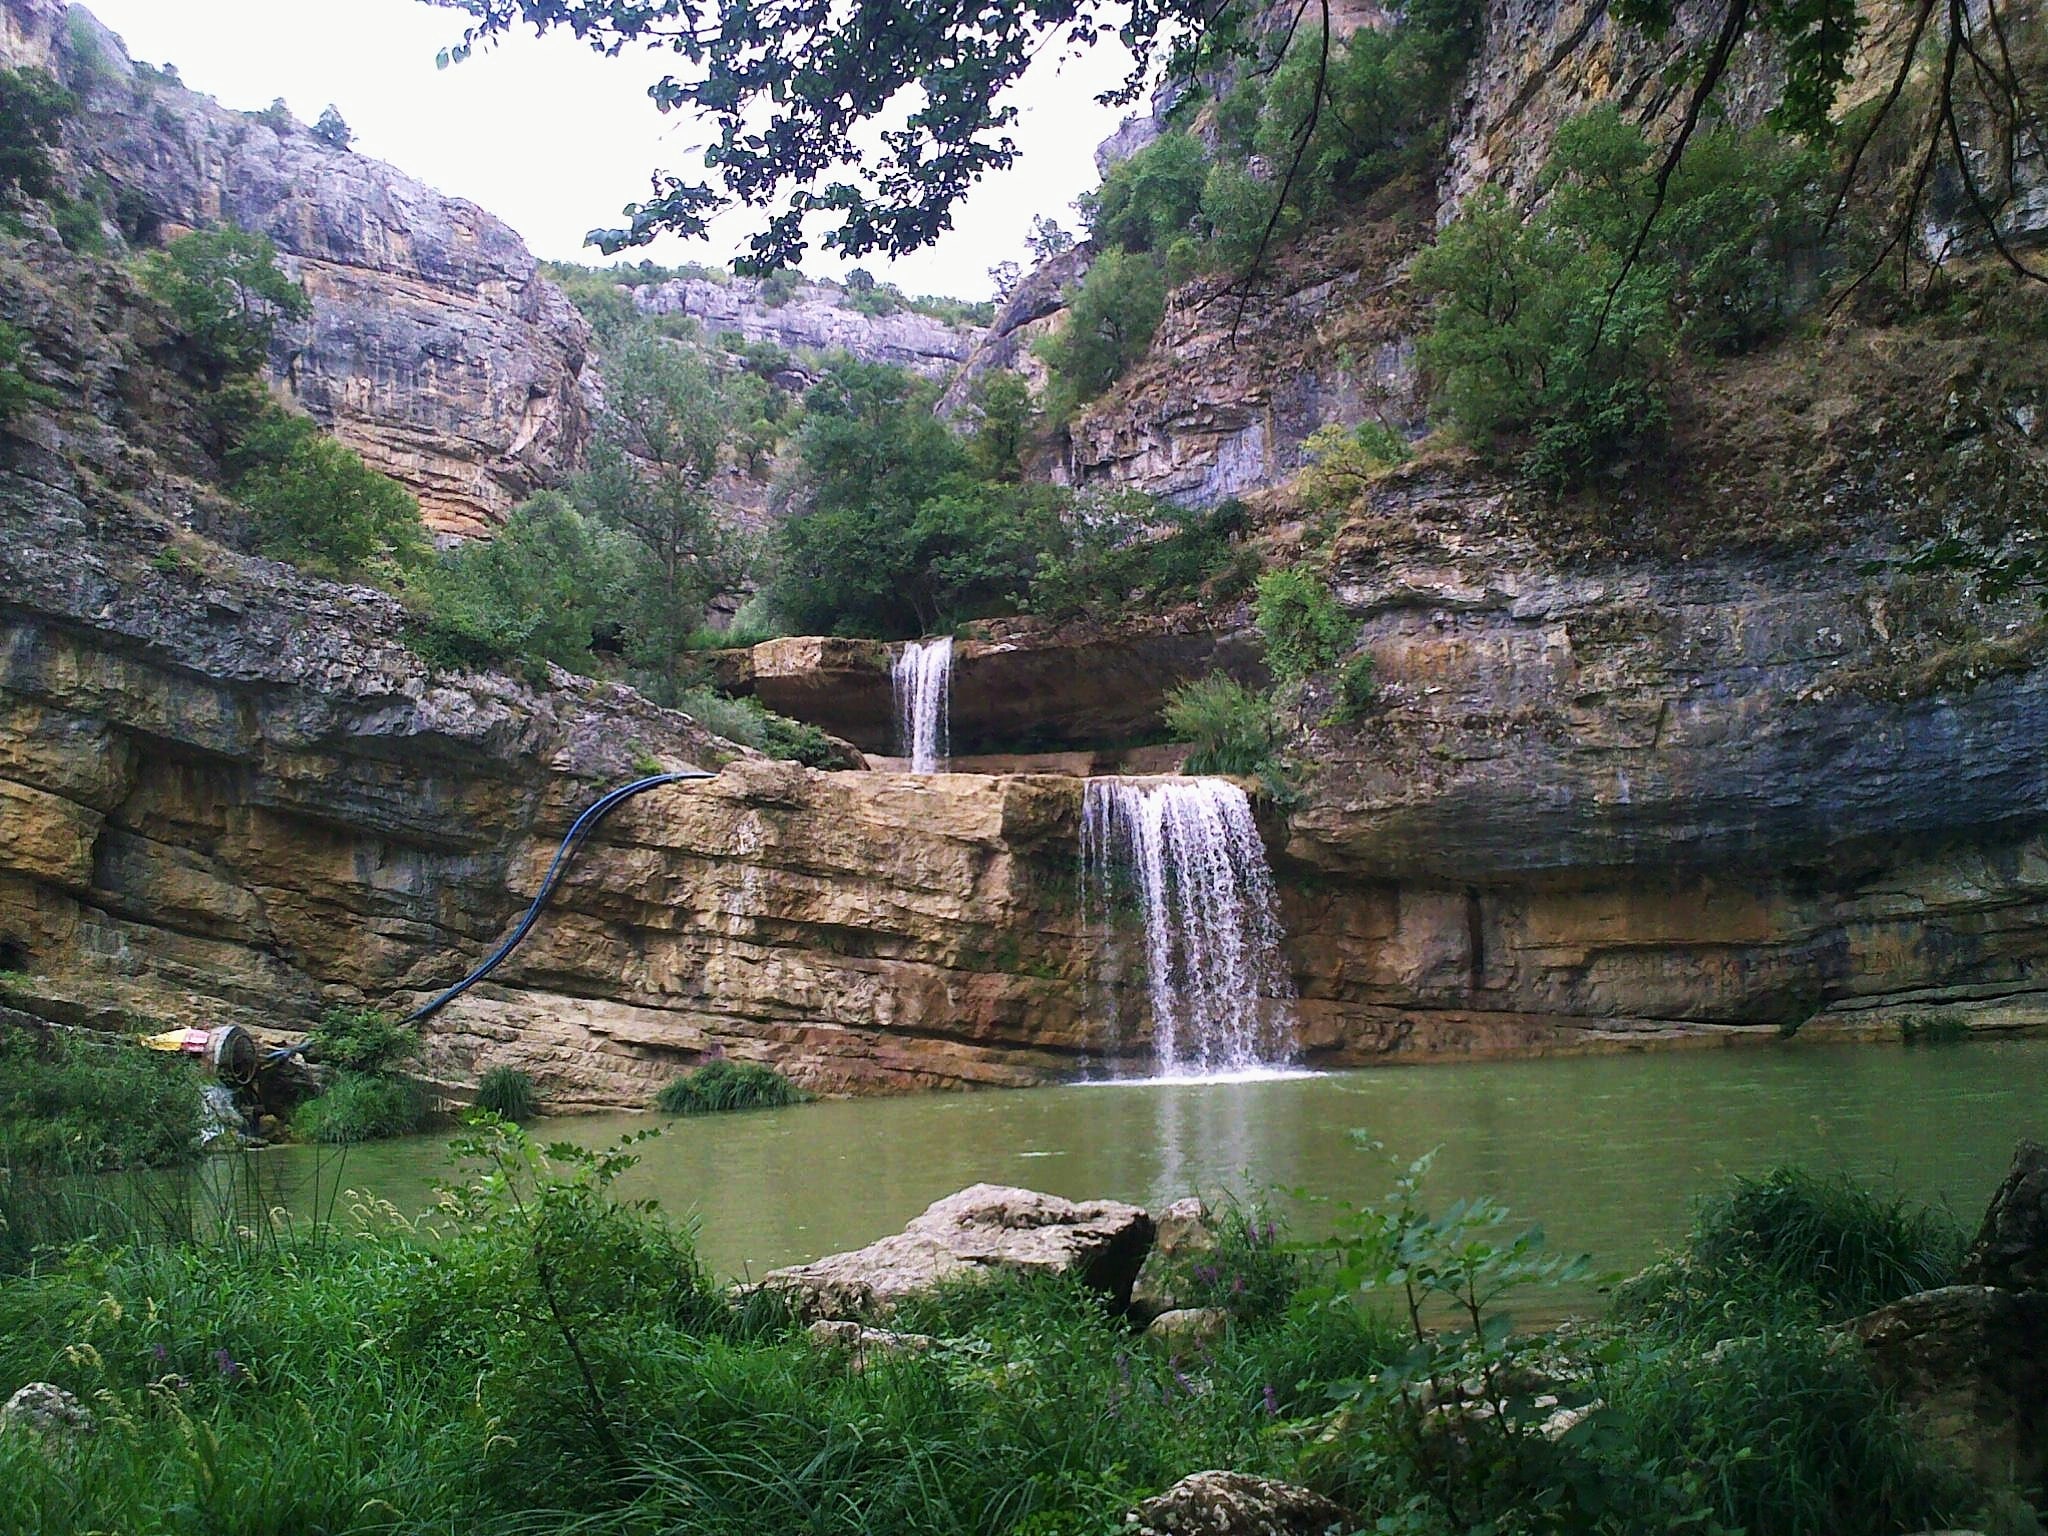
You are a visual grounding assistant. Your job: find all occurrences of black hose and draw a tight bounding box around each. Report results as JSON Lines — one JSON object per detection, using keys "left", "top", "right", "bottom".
{"left": 401, "top": 770, "right": 714, "bottom": 1025}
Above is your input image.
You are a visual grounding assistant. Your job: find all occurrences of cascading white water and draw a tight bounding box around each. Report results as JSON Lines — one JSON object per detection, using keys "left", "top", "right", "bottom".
{"left": 1081, "top": 778, "right": 1298, "bottom": 1078}
{"left": 892, "top": 636, "right": 952, "bottom": 774}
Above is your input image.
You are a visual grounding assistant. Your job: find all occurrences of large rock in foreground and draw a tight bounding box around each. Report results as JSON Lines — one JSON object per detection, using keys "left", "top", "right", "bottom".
{"left": 1961, "top": 1140, "right": 2048, "bottom": 1292}
{"left": 1853, "top": 1285, "right": 2048, "bottom": 1489}
{"left": 763, "top": 1184, "right": 1155, "bottom": 1319}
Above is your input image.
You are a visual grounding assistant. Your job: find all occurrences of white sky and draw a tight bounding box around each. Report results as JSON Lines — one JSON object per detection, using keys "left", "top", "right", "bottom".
{"left": 81, "top": 0, "right": 1133, "bottom": 301}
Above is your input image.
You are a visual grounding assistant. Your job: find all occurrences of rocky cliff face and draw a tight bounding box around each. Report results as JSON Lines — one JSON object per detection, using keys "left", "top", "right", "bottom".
{"left": 631, "top": 276, "right": 982, "bottom": 381}
{"left": 0, "top": 1, "right": 593, "bottom": 539}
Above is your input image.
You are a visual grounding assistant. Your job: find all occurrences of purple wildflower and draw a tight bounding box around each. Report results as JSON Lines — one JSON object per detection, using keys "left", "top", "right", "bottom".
{"left": 1263, "top": 1384, "right": 1280, "bottom": 1417}
{"left": 150, "top": 1343, "right": 168, "bottom": 1363}
{"left": 213, "top": 1348, "right": 243, "bottom": 1382}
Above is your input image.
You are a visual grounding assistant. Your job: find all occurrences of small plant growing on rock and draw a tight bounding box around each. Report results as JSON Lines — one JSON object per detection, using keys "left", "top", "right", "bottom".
{"left": 307, "top": 1007, "right": 420, "bottom": 1074}
{"left": 1254, "top": 566, "right": 1354, "bottom": 685}
{"left": 294, "top": 1007, "right": 428, "bottom": 1144}
{"left": 655, "top": 1059, "right": 806, "bottom": 1114}
{"left": 475, "top": 1066, "right": 539, "bottom": 1121}
{"left": 1327, "top": 652, "right": 1378, "bottom": 724}
{"left": 1163, "top": 673, "right": 1277, "bottom": 777}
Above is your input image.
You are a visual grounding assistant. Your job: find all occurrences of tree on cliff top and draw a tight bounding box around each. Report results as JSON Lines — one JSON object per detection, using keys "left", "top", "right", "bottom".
{"left": 430, "top": 0, "right": 2042, "bottom": 295}
{"left": 312, "top": 105, "right": 355, "bottom": 151}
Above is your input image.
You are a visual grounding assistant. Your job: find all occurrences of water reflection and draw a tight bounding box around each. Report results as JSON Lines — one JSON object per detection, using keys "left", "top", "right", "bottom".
{"left": 271, "top": 1040, "right": 2048, "bottom": 1305}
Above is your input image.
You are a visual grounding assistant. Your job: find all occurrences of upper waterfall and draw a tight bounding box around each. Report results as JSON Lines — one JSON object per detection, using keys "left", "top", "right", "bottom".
{"left": 892, "top": 637, "right": 953, "bottom": 774}
{"left": 1081, "top": 777, "right": 1300, "bottom": 1079}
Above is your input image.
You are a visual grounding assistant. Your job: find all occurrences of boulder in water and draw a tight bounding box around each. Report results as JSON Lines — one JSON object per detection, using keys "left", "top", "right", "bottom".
{"left": 1126, "top": 1472, "right": 1348, "bottom": 1536}
{"left": 764, "top": 1184, "right": 1155, "bottom": 1319}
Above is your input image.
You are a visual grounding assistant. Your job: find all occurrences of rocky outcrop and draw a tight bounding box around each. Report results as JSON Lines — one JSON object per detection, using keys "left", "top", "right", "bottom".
{"left": 1127, "top": 1473, "right": 1349, "bottom": 1536}
{"left": 763, "top": 1185, "right": 1156, "bottom": 1319}
{"left": 1, "top": 1, "right": 593, "bottom": 538}
{"left": 1963, "top": 1141, "right": 2048, "bottom": 1291}
{"left": 631, "top": 275, "right": 981, "bottom": 381}
{"left": 940, "top": 242, "right": 1093, "bottom": 418}
{"left": 1854, "top": 1142, "right": 2048, "bottom": 1491}
{"left": 1055, "top": 199, "right": 1430, "bottom": 505}
{"left": 749, "top": 617, "right": 1270, "bottom": 756}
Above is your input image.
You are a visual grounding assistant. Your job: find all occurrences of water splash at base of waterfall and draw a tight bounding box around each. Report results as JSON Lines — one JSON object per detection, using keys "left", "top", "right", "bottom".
{"left": 1081, "top": 777, "right": 1299, "bottom": 1079}
{"left": 892, "top": 637, "right": 952, "bottom": 774}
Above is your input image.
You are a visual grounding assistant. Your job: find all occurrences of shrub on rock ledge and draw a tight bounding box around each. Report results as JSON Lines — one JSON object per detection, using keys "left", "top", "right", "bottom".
{"left": 655, "top": 1059, "right": 806, "bottom": 1115}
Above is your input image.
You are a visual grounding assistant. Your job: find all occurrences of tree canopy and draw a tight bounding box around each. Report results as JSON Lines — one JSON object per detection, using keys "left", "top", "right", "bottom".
{"left": 429, "top": 0, "right": 2042, "bottom": 291}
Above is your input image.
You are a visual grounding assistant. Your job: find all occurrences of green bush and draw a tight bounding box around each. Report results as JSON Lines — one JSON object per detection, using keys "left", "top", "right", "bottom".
{"left": 1614, "top": 1165, "right": 1968, "bottom": 1337}
{"left": 1596, "top": 1325, "right": 1974, "bottom": 1534}
{"left": 224, "top": 404, "right": 427, "bottom": 576}
{"left": 1036, "top": 248, "right": 1165, "bottom": 411}
{"left": 1415, "top": 108, "right": 1833, "bottom": 490}
{"left": 1331, "top": 651, "right": 1378, "bottom": 721}
{"left": 654, "top": 1059, "right": 806, "bottom": 1114}
{"left": 1297, "top": 420, "right": 1408, "bottom": 508}
{"left": 414, "top": 492, "right": 638, "bottom": 672}
{"left": 139, "top": 226, "right": 312, "bottom": 384}
{"left": 1164, "top": 673, "right": 1278, "bottom": 777}
{"left": 1085, "top": 132, "right": 1209, "bottom": 254}
{"left": 293, "top": 1070, "right": 428, "bottom": 1143}
{"left": 50, "top": 193, "right": 107, "bottom": 254}
{"left": 1031, "top": 496, "right": 1246, "bottom": 619}
{"left": 1253, "top": 565, "right": 1353, "bottom": 684}
{"left": 306, "top": 1007, "right": 421, "bottom": 1075}
{"left": 0, "top": 65, "right": 74, "bottom": 210}
{"left": 474, "top": 1066, "right": 539, "bottom": 1121}
{"left": 673, "top": 687, "right": 849, "bottom": 767}
{"left": 0, "top": 1024, "right": 203, "bottom": 1172}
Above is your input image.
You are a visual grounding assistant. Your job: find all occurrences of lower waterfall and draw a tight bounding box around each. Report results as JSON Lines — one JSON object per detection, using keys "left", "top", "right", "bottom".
{"left": 892, "top": 637, "right": 952, "bottom": 774}
{"left": 1080, "top": 777, "right": 1300, "bottom": 1078}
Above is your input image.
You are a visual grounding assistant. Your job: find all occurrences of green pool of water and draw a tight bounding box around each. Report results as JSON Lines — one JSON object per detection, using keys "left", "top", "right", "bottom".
{"left": 273, "top": 1039, "right": 2045, "bottom": 1298}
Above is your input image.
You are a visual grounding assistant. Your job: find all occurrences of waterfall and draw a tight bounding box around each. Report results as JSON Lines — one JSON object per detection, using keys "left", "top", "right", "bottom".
{"left": 1081, "top": 778, "right": 1298, "bottom": 1078}
{"left": 892, "top": 636, "right": 952, "bottom": 774}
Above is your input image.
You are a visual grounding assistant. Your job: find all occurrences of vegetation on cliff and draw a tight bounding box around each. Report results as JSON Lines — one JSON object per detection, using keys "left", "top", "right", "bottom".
{"left": 759, "top": 355, "right": 1254, "bottom": 639}
{"left": 0, "top": 1126, "right": 2013, "bottom": 1536}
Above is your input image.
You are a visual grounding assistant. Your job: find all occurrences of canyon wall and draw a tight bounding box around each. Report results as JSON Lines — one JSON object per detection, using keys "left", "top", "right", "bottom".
{"left": 0, "top": 0, "right": 595, "bottom": 538}
{"left": 631, "top": 276, "right": 983, "bottom": 381}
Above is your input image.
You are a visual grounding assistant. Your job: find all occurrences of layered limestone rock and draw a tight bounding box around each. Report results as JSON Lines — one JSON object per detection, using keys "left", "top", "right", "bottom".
{"left": 630, "top": 275, "right": 982, "bottom": 381}
{"left": 1052, "top": 201, "right": 1430, "bottom": 505}
{"left": 748, "top": 617, "right": 1269, "bottom": 756}
{"left": 1273, "top": 438, "right": 2048, "bottom": 1044}
{"left": 1, "top": 1, "right": 593, "bottom": 538}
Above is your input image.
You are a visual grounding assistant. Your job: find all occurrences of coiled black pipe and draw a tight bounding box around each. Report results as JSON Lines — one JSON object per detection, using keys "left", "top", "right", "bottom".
{"left": 403, "top": 770, "right": 714, "bottom": 1024}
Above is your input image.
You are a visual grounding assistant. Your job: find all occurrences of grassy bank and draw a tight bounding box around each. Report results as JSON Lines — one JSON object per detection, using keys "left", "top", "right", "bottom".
{"left": 0, "top": 1126, "right": 2018, "bottom": 1536}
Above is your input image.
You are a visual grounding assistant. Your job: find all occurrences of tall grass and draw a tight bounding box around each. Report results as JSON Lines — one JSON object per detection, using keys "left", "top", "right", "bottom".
{"left": 475, "top": 1066, "right": 539, "bottom": 1121}
{"left": 0, "top": 1137, "right": 2012, "bottom": 1536}
{"left": 655, "top": 1060, "right": 807, "bottom": 1114}
{"left": 292, "top": 1071, "right": 429, "bottom": 1143}
{"left": 1614, "top": 1165, "right": 1968, "bottom": 1337}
